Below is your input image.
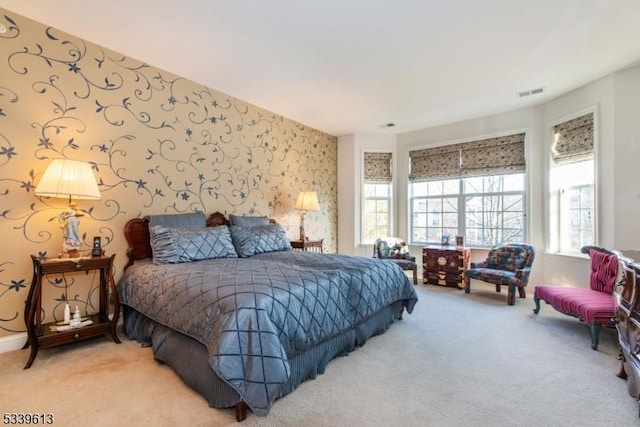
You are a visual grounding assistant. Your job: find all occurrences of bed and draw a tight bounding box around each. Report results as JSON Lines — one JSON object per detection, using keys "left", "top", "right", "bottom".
{"left": 117, "top": 211, "right": 418, "bottom": 421}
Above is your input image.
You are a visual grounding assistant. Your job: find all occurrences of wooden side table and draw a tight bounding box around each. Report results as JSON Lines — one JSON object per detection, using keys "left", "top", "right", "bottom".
{"left": 23, "top": 254, "right": 121, "bottom": 369}
{"left": 290, "top": 239, "right": 323, "bottom": 253}
{"left": 423, "top": 246, "right": 470, "bottom": 289}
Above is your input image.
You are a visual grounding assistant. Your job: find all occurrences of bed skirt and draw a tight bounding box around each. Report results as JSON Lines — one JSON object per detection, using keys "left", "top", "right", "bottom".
{"left": 122, "top": 300, "right": 405, "bottom": 415}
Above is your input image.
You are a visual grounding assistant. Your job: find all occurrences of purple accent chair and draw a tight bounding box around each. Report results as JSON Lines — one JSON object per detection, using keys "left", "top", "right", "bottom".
{"left": 373, "top": 237, "right": 418, "bottom": 285}
{"left": 464, "top": 243, "right": 536, "bottom": 305}
{"left": 533, "top": 246, "right": 619, "bottom": 350}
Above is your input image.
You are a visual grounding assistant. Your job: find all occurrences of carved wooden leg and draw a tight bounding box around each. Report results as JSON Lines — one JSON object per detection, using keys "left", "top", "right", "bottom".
{"left": 235, "top": 401, "right": 247, "bottom": 422}
{"left": 589, "top": 323, "right": 601, "bottom": 350}
{"left": 464, "top": 274, "right": 471, "bottom": 294}
{"left": 507, "top": 287, "right": 516, "bottom": 305}
{"left": 618, "top": 363, "right": 628, "bottom": 379}
{"left": 518, "top": 286, "right": 526, "bottom": 298}
{"left": 618, "top": 351, "right": 628, "bottom": 379}
{"left": 495, "top": 284, "right": 501, "bottom": 293}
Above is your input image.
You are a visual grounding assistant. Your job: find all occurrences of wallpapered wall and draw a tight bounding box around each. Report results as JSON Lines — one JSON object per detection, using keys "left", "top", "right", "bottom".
{"left": 0, "top": 11, "right": 337, "bottom": 338}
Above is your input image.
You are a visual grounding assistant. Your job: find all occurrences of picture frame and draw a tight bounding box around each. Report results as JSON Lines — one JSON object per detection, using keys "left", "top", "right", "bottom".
{"left": 441, "top": 234, "right": 450, "bottom": 246}
{"left": 455, "top": 235, "right": 464, "bottom": 248}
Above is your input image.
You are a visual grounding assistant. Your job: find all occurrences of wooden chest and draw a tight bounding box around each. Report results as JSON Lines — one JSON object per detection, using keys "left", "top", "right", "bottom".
{"left": 422, "top": 246, "right": 470, "bottom": 289}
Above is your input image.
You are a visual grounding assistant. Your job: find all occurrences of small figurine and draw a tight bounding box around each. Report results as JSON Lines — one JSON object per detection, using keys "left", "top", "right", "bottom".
{"left": 58, "top": 203, "right": 83, "bottom": 257}
{"left": 70, "top": 306, "right": 81, "bottom": 327}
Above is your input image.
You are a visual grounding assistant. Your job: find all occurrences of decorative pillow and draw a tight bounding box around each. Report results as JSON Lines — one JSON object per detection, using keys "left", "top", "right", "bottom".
{"left": 149, "top": 225, "right": 237, "bottom": 264}
{"left": 147, "top": 211, "right": 206, "bottom": 229}
{"left": 230, "top": 224, "right": 291, "bottom": 257}
{"left": 589, "top": 249, "right": 619, "bottom": 294}
{"left": 229, "top": 214, "right": 270, "bottom": 227}
{"left": 390, "top": 240, "right": 410, "bottom": 259}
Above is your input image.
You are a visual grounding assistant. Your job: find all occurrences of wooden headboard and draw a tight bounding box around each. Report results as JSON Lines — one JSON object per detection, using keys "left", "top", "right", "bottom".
{"left": 123, "top": 211, "right": 275, "bottom": 270}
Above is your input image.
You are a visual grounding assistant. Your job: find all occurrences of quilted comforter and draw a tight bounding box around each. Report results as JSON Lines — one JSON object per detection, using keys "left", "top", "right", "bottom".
{"left": 117, "top": 250, "right": 418, "bottom": 415}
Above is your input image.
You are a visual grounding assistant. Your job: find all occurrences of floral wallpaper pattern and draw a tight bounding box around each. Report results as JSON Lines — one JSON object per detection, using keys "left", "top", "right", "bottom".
{"left": 0, "top": 10, "right": 337, "bottom": 338}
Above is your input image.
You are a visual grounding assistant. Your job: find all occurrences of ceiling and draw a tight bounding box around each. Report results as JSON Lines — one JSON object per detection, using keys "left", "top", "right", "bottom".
{"left": 2, "top": 0, "right": 640, "bottom": 136}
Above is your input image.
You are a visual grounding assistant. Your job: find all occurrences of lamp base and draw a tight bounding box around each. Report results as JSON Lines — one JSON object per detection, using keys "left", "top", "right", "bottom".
{"left": 59, "top": 249, "right": 81, "bottom": 259}
{"left": 299, "top": 212, "right": 306, "bottom": 241}
{"left": 67, "top": 249, "right": 81, "bottom": 258}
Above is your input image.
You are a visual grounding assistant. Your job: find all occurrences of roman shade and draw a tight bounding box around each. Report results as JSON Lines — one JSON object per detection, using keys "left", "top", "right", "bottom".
{"left": 552, "top": 113, "right": 593, "bottom": 164}
{"left": 409, "top": 133, "right": 526, "bottom": 182}
{"left": 364, "top": 152, "right": 392, "bottom": 183}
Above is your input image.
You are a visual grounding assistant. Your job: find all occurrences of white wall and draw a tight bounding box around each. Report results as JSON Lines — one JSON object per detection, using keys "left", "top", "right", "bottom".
{"left": 337, "top": 133, "right": 397, "bottom": 256}
{"left": 613, "top": 65, "right": 640, "bottom": 249}
{"left": 337, "top": 64, "right": 640, "bottom": 288}
{"left": 337, "top": 134, "right": 357, "bottom": 255}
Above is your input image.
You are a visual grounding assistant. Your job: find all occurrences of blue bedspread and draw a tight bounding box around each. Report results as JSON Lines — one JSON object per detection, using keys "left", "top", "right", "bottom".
{"left": 117, "top": 250, "right": 418, "bottom": 415}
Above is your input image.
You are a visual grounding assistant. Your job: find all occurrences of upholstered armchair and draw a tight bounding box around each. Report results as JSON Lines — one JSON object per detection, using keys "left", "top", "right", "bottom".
{"left": 373, "top": 237, "right": 418, "bottom": 285}
{"left": 533, "top": 246, "right": 619, "bottom": 350}
{"left": 463, "top": 243, "right": 536, "bottom": 305}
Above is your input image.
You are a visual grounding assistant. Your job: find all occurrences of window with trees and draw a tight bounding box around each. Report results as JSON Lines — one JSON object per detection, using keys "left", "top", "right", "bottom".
{"left": 549, "top": 113, "right": 595, "bottom": 254}
{"left": 409, "top": 133, "right": 526, "bottom": 247}
{"left": 362, "top": 152, "right": 392, "bottom": 244}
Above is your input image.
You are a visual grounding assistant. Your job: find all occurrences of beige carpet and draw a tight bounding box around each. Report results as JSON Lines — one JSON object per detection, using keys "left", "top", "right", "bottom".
{"left": 1, "top": 283, "right": 638, "bottom": 427}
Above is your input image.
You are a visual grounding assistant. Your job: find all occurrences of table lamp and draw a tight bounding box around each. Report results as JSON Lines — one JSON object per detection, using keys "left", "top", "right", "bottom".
{"left": 294, "top": 190, "right": 319, "bottom": 241}
{"left": 34, "top": 159, "right": 101, "bottom": 257}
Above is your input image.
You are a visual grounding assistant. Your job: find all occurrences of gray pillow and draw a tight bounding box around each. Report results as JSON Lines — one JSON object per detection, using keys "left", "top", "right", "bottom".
{"left": 147, "top": 212, "right": 206, "bottom": 229}
{"left": 149, "top": 225, "right": 237, "bottom": 264}
{"left": 230, "top": 224, "right": 292, "bottom": 257}
{"left": 229, "top": 214, "right": 270, "bottom": 227}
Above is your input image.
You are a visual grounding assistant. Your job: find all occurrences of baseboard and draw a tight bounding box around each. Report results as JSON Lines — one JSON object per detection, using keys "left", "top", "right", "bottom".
{"left": 0, "top": 332, "right": 27, "bottom": 354}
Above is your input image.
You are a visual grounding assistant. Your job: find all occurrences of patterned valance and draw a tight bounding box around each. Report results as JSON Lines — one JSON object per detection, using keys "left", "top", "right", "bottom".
{"left": 409, "top": 145, "right": 460, "bottom": 182}
{"left": 364, "top": 152, "right": 392, "bottom": 183}
{"left": 409, "top": 133, "right": 525, "bottom": 182}
{"left": 552, "top": 113, "right": 594, "bottom": 164}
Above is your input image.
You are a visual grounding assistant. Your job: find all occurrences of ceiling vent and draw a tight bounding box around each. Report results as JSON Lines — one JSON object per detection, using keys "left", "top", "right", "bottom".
{"left": 518, "top": 87, "right": 544, "bottom": 98}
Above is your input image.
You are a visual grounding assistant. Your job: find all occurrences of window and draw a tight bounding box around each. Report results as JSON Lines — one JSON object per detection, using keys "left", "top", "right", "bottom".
{"left": 464, "top": 174, "right": 525, "bottom": 245}
{"left": 363, "top": 183, "right": 392, "bottom": 242}
{"left": 362, "top": 152, "right": 392, "bottom": 243}
{"left": 409, "top": 133, "right": 526, "bottom": 247}
{"left": 410, "top": 173, "right": 525, "bottom": 246}
{"left": 411, "top": 179, "right": 459, "bottom": 243}
{"left": 548, "top": 113, "right": 595, "bottom": 254}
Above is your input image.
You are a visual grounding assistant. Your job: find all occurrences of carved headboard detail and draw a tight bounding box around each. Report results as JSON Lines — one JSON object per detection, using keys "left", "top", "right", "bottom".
{"left": 123, "top": 211, "right": 275, "bottom": 269}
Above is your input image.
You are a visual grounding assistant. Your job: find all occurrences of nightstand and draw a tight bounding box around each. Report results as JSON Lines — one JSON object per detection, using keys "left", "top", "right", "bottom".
{"left": 23, "top": 254, "right": 121, "bottom": 369}
{"left": 290, "top": 239, "right": 324, "bottom": 253}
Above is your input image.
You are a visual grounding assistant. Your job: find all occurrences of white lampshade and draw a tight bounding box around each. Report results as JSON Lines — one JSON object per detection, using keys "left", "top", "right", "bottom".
{"left": 35, "top": 159, "right": 101, "bottom": 201}
{"left": 295, "top": 191, "right": 319, "bottom": 212}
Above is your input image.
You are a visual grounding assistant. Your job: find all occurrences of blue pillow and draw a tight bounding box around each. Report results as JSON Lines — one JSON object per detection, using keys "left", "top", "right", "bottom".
{"left": 149, "top": 225, "right": 237, "bottom": 264}
{"left": 147, "top": 212, "right": 206, "bottom": 229}
{"left": 229, "top": 214, "right": 270, "bottom": 227}
{"left": 230, "top": 224, "right": 291, "bottom": 257}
